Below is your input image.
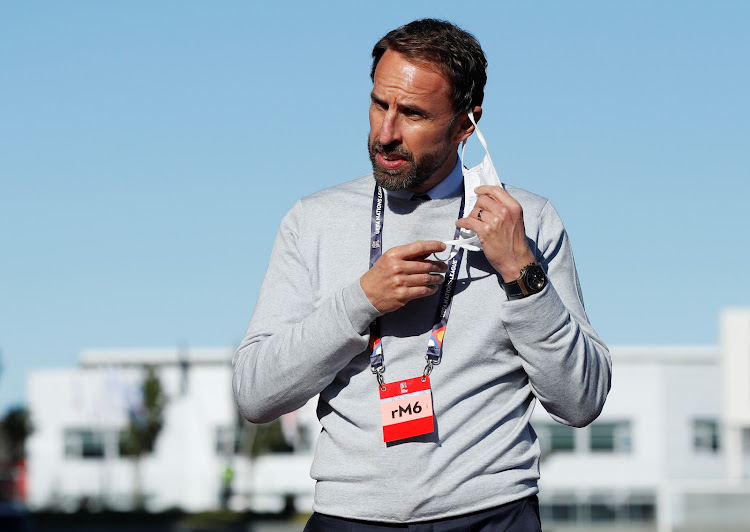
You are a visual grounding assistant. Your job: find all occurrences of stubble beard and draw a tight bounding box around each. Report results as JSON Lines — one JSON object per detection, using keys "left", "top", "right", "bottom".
{"left": 367, "top": 134, "right": 455, "bottom": 192}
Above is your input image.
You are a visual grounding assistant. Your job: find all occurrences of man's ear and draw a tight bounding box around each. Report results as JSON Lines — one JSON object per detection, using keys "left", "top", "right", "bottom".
{"left": 452, "top": 106, "right": 483, "bottom": 144}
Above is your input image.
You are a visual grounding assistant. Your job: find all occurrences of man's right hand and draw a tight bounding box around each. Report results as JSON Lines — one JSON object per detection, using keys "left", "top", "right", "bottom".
{"left": 360, "top": 240, "right": 449, "bottom": 313}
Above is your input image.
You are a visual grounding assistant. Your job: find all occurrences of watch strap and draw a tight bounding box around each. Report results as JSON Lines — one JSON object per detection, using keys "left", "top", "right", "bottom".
{"left": 501, "top": 277, "right": 527, "bottom": 299}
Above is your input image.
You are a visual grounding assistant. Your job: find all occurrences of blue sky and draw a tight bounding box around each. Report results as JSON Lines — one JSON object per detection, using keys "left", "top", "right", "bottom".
{"left": 1, "top": 1, "right": 748, "bottom": 413}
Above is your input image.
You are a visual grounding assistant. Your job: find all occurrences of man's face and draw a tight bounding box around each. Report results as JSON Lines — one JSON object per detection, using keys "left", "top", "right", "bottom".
{"left": 368, "top": 50, "right": 461, "bottom": 193}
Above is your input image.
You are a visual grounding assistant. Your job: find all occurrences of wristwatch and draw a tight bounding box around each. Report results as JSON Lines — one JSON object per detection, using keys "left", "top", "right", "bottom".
{"left": 500, "top": 262, "right": 547, "bottom": 300}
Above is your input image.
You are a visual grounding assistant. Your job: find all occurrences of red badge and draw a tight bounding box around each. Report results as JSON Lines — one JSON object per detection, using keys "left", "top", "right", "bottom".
{"left": 379, "top": 375, "right": 435, "bottom": 443}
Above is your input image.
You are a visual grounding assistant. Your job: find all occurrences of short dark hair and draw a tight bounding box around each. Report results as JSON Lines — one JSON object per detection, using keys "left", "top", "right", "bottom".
{"left": 370, "top": 19, "right": 487, "bottom": 115}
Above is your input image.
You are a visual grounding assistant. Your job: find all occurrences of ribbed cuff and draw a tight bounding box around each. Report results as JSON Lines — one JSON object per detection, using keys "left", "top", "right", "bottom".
{"left": 342, "top": 281, "right": 383, "bottom": 334}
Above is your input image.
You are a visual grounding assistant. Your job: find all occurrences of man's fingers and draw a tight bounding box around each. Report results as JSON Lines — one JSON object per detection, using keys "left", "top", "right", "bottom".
{"left": 456, "top": 216, "right": 482, "bottom": 233}
{"left": 475, "top": 186, "right": 523, "bottom": 215}
{"left": 474, "top": 185, "right": 511, "bottom": 202}
{"left": 362, "top": 241, "right": 452, "bottom": 313}
{"left": 389, "top": 240, "right": 447, "bottom": 260}
{"left": 422, "top": 259, "right": 449, "bottom": 274}
{"left": 383, "top": 258, "right": 448, "bottom": 277}
{"left": 407, "top": 283, "right": 441, "bottom": 298}
{"left": 421, "top": 271, "right": 446, "bottom": 285}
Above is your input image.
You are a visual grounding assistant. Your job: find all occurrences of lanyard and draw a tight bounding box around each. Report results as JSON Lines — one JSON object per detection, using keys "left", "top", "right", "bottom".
{"left": 368, "top": 184, "right": 466, "bottom": 389}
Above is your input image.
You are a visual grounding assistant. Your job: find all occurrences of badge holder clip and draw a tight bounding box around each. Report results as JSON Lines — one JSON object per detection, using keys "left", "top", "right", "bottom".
{"left": 372, "top": 365, "right": 386, "bottom": 391}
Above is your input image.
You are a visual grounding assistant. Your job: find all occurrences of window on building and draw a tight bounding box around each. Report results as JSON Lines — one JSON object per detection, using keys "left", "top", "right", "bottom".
{"left": 742, "top": 427, "right": 750, "bottom": 454}
{"left": 539, "top": 497, "right": 578, "bottom": 522}
{"left": 627, "top": 494, "right": 656, "bottom": 522}
{"left": 64, "top": 428, "right": 106, "bottom": 459}
{"left": 215, "top": 419, "right": 301, "bottom": 457}
{"left": 693, "top": 419, "right": 720, "bottom": 452}
{"left": 590, "top": 421, "right": 631, "bottom": 453}
{"left": 118, "top": 429, "right": 140, "bottom": 457}
{"left": 541, "top": 491, "right": 656, "bottom": 525}
{"left": 251, "top": 419, "right": 295, "bottom": 454}
{"left": 549, "top": 424, "right": 575, "bottom": 452}
{"left": 589, "top": 496, "right": 617, "bottom": 521}
{"left": 549, "top": 503, "right": 577, "bottom": 521}
{"left": 533, "top": 422, "right": 576, "bottom": 456}
{"left": 215, "top": 426, "right": 243, "bottom": 456}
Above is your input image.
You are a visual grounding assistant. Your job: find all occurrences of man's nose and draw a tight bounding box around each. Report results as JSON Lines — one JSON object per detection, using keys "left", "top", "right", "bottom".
{"left": 378, "top": 109, "right": 401, "bottom": 146}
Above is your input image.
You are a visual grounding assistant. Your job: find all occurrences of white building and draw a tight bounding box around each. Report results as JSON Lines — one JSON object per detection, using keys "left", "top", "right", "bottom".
{"left": 26, "top": 309, "right": 750, "bottom": 531}
{"left": 529, "top": 307, "right": 750, "bottom": 532}
{"left": 26, "top": 348, "right": 318, "bottom": 514}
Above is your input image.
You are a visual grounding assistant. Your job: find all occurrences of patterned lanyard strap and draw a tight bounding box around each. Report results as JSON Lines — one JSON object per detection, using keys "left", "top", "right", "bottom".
{"left": 368, "top": 184, "right": 466, "bottom": 389}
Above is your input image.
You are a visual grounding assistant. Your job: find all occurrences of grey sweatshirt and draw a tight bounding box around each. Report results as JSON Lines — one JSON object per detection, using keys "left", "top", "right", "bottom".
{"left": 232, "top": 174, "right": 611, "bottom": 523}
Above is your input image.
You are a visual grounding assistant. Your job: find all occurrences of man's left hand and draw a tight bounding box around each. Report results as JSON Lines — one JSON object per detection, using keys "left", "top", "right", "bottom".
{"left": 455, "top": 185, "right": 536, "bottom": 282}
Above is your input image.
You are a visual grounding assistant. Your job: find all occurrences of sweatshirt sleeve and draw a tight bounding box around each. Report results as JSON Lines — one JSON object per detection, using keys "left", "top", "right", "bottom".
{"left": 232, "top": 201, "right": 381, "bottom": 423}
{"left": 500, "top": 200, "right": 612, "bottom": 427}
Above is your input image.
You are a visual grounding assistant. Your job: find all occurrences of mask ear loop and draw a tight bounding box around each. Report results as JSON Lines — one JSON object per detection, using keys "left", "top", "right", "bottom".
{"left": 467, "top": 111, "right": 502, "bottom": 191}
{"left": 431, "top": 111, "right": 489, "bottom": 262}
{"left": 467, "top": 111, "right": 493, "bottom": 165}
{"left": 431, "top": 247, "right": 459, "bottom": 262}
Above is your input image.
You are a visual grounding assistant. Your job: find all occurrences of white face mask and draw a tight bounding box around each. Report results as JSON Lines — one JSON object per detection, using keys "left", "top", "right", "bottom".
{"left": 434, "top": 111, "right": 502, "bottom": 260}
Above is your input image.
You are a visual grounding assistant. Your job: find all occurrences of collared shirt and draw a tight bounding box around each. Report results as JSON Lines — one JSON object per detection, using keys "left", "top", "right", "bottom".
{"left": 386, "top": 157, "right": 463, "bottom": 201}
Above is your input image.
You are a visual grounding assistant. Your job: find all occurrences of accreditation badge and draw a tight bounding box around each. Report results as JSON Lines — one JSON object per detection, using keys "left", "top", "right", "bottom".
{"left": 379, "top": 375, "right": 435, "bottom": 443}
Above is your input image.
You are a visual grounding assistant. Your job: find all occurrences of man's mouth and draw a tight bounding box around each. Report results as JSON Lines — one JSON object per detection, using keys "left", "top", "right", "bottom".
{"left": 377, "top": 152, "right": 407, "bottom": 170}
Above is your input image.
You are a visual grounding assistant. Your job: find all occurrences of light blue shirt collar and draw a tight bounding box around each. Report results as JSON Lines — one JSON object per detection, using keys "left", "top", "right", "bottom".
{"left": 386, "top": 157, "right": 463, "bottom": 201}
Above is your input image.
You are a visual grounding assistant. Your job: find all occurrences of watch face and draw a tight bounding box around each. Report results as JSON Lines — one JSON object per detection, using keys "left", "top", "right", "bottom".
{"left": 525, "top": 265, "right": 547, "bottom": 292}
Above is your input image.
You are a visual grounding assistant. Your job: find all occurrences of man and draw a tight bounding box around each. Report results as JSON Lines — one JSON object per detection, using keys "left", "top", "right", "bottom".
{"left": 233, "top": 19, "right": 611, "bottom": 531}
